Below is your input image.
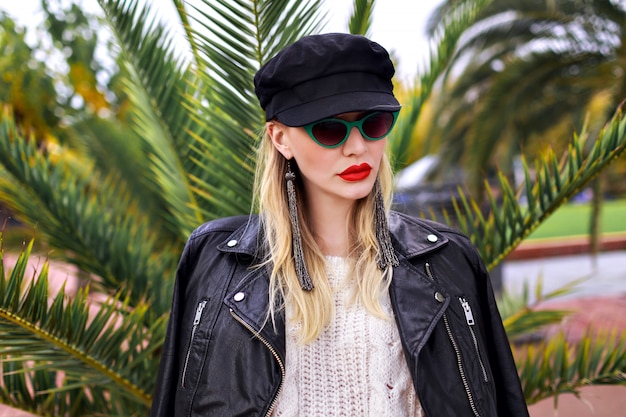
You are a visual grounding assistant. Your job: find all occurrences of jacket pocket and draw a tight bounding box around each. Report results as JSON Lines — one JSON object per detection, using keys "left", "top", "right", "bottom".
{"left": 181, "top": 299, "right": 208, "bottom": 389}
{"left": 458, "top": 297, "right": 489, "bottom": 383}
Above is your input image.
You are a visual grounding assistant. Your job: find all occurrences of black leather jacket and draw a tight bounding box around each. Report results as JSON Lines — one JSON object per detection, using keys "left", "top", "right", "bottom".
{"left": 150, "top": 212, "right": 529, "bottom": 417}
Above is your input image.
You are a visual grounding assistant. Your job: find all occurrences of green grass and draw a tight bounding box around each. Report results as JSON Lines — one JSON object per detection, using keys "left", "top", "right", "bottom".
{"left": 527, "top": 198, "right": 626, "bottom": 240}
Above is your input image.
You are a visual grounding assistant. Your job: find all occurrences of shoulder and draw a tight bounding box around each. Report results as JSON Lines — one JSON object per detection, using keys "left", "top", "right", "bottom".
{"left": 180, "top": 215, "right": 255, "bottom": 261}
{"left": 390, "top": 210, "right": 472, "bottom": 245}
{"left": 176, "top": 215, "right": 259, "bottom": 277}
{"left": 183, "top": 214, "right": 263, "bottom": 263}
{"left": 389, "top": 210, "right": 480, "bottom": 264}
{"left": 188, "top": 215, "right": 254, "bottom": 241}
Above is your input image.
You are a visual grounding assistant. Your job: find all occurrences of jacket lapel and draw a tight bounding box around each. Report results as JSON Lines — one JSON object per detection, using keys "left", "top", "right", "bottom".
{"left": 223, "top": 265, "right": 286, "bottom": 362}
{"left": 219, "top": 212, "right": 453, "bottom": 360}
{"left": 390, "top": 261, "right": 450, "bottom": 356}
{"left": 388, "top": 211, "right": 452, "bottom": 355}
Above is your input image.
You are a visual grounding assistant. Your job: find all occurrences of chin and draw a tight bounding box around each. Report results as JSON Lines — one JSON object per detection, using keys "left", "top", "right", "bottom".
{"left": 342, "top": 181, "right": 376, "bottom": 201}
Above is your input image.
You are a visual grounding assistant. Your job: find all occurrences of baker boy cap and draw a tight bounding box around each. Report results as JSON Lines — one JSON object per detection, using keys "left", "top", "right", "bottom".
{"left": 254, "top": 33, "right": 401, "bottom": 126}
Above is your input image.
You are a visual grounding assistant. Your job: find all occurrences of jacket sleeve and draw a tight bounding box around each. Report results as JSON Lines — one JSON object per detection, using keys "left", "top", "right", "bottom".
{"left": 149, "top": 235, "right": 196, "bottom": 417}
{"left": 472, "top": 246, "right": 530, "bottom": 417}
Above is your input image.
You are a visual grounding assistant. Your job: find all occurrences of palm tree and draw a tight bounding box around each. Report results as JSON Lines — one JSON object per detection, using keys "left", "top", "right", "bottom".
{"left": 423, "top": 0, "right": 626, "bottom": 186}
{"left": 421, "top": 0, "right": 626, "bottom": 255}
{"left": 0, "top": 0, "right": 625, "bottom": 415}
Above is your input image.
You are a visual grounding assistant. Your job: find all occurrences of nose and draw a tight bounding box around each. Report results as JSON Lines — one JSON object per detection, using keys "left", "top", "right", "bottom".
{"left": 342, "top": 126, "right": 367, "bottom": 155}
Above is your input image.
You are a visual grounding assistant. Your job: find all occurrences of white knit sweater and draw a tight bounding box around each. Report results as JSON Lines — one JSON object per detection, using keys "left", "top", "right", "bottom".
{"left": 271, "top": 256, "right": 423, "bottom": 417}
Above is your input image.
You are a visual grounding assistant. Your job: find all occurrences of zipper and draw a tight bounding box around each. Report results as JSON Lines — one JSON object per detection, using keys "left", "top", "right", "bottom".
{"left": 424, "top": 263, "right": 481, "bottom": 417}
{"left": 230, "top": 309, "right": 285, "bottom": 417}
{"left": 459, "top": 297, "right": 489, "bottom": 383}
{"left": 181, "top": 300, "right": 207, "bottom": 388}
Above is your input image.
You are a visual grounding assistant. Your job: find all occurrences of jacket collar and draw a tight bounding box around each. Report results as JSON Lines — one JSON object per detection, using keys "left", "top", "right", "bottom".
{"left": 388, "top": 211, "right": 448, "bottom": 258}
{"left": 221, "top": 212, "right": 450, "bottom": 358}
{"left": 218, "top": 211, "right": 449, "bottom": 260}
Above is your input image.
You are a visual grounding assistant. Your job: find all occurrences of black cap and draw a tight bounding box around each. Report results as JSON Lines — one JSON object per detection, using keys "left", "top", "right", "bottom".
{"left": 254, "top": 33, "right": 401, "bottom": 126}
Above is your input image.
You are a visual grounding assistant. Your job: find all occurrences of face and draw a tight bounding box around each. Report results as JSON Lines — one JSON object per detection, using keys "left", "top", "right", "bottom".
{"left": 268, "top": 112, "right": 388, "bottom": 208}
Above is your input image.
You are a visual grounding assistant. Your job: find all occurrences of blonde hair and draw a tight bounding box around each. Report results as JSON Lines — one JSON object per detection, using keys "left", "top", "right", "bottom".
{"left": 253, "top": 127, "right": 395, "bottom": 343}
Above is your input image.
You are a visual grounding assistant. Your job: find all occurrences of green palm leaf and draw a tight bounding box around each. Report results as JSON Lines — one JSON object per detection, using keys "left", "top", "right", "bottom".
{"left": 499, "top": 276, "right": 586, "bottom": 340}
{"left": 389, "top": 0, "right": 493, "bottom": 169}
{"left": 0, "top": 237, "right": 166, "bottom": 416}
{"left": 179, "top": 0, "right": 325, "bottom": 218}
{"left": 348, "top": 0, "right": 375, "bottom": 36}
{"left": 424, "top": 0, "right": 625, "bottom": 185}
{"left": 452, "top": 106, "right": 626, "bottom": 271}
{"left": 517, "top": 331, "right": 626, "bottom": 405}
{"left": 98, "top": 0, "right": 203, "bottom": 237}
{"left": 0, "top": 107, "right": 178, "bottom": 316}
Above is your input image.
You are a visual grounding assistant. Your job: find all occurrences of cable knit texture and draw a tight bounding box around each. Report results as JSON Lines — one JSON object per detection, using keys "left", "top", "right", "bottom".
{"left": 272, "top": 256, "right": 423, "bottom": 417}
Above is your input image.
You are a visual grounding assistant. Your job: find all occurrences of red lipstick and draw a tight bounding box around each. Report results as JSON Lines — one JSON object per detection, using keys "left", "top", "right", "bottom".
{"left": 339, "top": 163, "right": 372, "bottom": 181}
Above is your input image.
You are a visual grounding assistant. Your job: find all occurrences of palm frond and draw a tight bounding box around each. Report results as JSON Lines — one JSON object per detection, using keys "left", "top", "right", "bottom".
{"left": 68, "top": 116, "right": 168, "bottom": 222}
{"left": 348, "top": 0, "right": 375, "bottom": 36}
{"left": 423, "top": 0, "right": 625, "bottom": 185}
{"left": 434, "top": 50, "right": 610, "bottom": 184}
{"left": 499, "top": 275, "right": 587, "bottom": 340}
{"left": 178, "top": 0, "right": 326, "bottom": 219}
{"left": 0, "top": 107, "right": 178, "bottom": 316}
{"left": 0, "top": 237, "right": 166, "bottom": 416}
{"left": 389, "top": 0, "right": 493, "bottom": 170}
{"left": 452, "top": 105, "right": 626, "bottom": 270}
{"left": 189, "top": 0, "right": 325, "bottom": 127}
{"left": 98, "top": 0, "right": 203, "bottom": 237}
{"left": 172, "top": 0, "right": 204, "bottom": 69}
{"left": 427, "top": 4, "right": 619, "bottom": 183}
{"left": 517, "top": 331, "right": 626, "bottom": 405}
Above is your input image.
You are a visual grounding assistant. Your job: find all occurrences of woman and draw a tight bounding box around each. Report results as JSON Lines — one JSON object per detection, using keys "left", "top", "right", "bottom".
{"left": 150, "top": 33, "right": 529, "bottom": 417}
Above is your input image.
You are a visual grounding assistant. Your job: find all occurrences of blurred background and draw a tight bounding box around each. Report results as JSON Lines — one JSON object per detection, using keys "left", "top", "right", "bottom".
{"left": 1, "top": 1, "right": 626, "bottom": 416}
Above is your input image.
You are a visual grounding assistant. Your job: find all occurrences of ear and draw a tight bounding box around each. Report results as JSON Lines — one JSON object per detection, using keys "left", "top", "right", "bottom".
{"left": 267, "top": 121, "right": 293, "bottom": 159}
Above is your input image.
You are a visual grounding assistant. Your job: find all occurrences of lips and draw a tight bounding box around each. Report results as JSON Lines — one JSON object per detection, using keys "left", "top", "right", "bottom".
{"left": 338, "top": 163, "right": 372, "bottom": 181}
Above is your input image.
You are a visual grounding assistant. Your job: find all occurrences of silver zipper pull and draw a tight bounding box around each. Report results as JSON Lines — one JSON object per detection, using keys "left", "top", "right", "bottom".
{"left": 459, "top": 298, "right": 475, "bottom": 325}
{"left": 181, "top": 300, "right": 209, "bottom": 388}
{"left": 424, "top": 262, "right": 434, "bottom": 280}
{"left": 193, "top": 300, "right": 208, "bottom": 325}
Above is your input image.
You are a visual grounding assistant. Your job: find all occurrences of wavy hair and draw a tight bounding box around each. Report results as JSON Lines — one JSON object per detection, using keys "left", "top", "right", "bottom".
{"left": 253, "top": 126, "right": 395, "bottom": 343}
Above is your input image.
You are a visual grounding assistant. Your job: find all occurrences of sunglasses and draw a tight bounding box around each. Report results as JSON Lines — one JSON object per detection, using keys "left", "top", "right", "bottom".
{"left": 303, "top": 111, "right": 399, "bottom": 148}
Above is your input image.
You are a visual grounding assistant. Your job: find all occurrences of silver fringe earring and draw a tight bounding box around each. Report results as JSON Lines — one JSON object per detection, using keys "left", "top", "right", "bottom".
{"left": 285, "top": 160, "right": 314, "bottom": 291}
{"left": 374, "top": 178, "right": 399, "bottom": 270}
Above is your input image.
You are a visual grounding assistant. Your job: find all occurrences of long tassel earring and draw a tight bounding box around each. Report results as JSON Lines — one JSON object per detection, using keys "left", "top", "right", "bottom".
{"left": 285, "top": 160, "right": 314, "bottom": 291}
{"left": 374, "top": 178, "right": 399, "bottom": 271}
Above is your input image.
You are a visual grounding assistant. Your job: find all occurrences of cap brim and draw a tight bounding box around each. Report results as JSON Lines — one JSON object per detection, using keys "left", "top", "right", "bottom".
{"left": 275, "top": 91, "right": 401, "bottom": 126}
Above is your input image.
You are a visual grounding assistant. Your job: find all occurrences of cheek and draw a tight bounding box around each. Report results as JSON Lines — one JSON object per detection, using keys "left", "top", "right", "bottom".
{"left": 370, "top": 140, "right": 388, "bottom": 166}
{"left": 285, "top": 129, "right": 327, "bottom": 164}
{"left": 295, "top": 148, "right": 333, "bottom": 175}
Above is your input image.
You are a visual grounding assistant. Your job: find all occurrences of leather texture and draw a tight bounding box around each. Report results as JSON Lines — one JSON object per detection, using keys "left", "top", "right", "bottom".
{"left": 149, "top": 212, "right": 530, "bottom": 417}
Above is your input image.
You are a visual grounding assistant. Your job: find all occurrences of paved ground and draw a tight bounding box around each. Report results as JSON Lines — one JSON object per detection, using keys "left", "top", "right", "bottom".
{"left": 504, "top": 249, "right": 626, "bottom": 302}
{"left": 503, "top": 249, "right": 626, "bottom": 343}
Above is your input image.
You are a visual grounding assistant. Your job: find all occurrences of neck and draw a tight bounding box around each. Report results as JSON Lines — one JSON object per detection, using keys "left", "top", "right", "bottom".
{"left": 305, "top": 195, "right": 354, "bottom": 257}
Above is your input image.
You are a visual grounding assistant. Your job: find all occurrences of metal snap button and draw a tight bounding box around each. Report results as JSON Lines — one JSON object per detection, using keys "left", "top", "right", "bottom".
{"left": 434, "top": 292, "right": 445, "bottom": 303}
{"left": 234, "top": 292, "right": 245, "bottom": 302}
{"left": 227, "top": 239, "right": 238, "bottom": 247}
{"left": 427, "top": 234, "right": 438, "bottom": 243}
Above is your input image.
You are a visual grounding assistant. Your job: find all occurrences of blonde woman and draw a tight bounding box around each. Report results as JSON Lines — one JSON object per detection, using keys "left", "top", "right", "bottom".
{"left": 150, "top": 33, "right": 529, "bottom": 417}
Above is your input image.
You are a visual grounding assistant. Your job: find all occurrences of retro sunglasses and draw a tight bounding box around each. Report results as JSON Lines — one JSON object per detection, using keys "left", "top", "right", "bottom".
{"left": 302, "top": 111, "right": 399, "bottom": 148}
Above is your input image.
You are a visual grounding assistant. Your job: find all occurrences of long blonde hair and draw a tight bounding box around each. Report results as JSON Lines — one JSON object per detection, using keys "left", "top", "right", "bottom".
{"left": 253, "top": 127, "right": 396, "bottom": 343}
